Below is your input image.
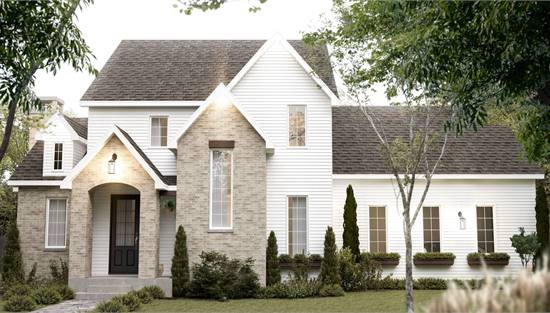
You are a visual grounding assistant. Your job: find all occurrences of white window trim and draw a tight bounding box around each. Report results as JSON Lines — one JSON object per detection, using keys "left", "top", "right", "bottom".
{"left": 475, "top": 204, "right": 497, "bottom": 252}
{"left": 53, "top": 143, "right": 64, "bottom": 171}
{"left": 209, "top": 149, "right": 234, "bottom": 230}
{"left": 422, "top": 204, "right": 442, "bottom": 252}
{"left": 287, "top": 105, "right": 307, "bottom": 149}
{"left": 45, "top": 198, "right": 68, "bottom": 249}
{"left": 368, "top": 205, "right": 388, "bottom": 253}
{"left": 286, "top": 195, "right": 309, "bottom": 255}
{"left": 149, "top": 115, "right": 169, "bottom": 148}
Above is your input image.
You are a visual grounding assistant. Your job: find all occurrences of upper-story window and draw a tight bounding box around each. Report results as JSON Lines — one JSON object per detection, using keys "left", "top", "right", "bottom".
{"left": 288, "top": 105, "right": 306, "bottom": 147}
{"left": 53, "top": 143, "right": 63, "bottom": 170}
{"left": 210, "top": 149, "right": 233, "bottom": 229}
{"left": 476, "top": 206, "right": 494, "bottom": 253}
{"left": 423, "top": 206, "right": 440, "bottom": 252}
{"left": 151, "top": 117, "right": 168, "bottom": 147}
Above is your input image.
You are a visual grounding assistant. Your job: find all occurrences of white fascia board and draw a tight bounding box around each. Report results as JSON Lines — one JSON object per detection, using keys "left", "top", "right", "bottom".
{"left": 332, "top": 174, "right": 545, "bottom": 180}
{"left": 60, "top": 127, "right": 169, "bottom": 190}
{"left": 80, "top": 101, "right": 202, "bottom": 107}
{"left": 227, "top": 34, "right": 339, "bottom": 102}
{"left": 7, "top": 180, "right": 62, "bottom": 186}
{"left": 171, "top": 83, "right": 274, "bottom": 151}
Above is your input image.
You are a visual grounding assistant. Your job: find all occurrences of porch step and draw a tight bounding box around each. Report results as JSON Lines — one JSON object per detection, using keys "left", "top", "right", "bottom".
{"left": 75, "top": 292, "right": 123, "bottom": 301}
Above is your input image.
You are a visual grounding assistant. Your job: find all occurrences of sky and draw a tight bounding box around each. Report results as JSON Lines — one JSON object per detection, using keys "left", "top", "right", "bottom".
{"left": 34, "top": 0, "right": 387, "bottom": 116}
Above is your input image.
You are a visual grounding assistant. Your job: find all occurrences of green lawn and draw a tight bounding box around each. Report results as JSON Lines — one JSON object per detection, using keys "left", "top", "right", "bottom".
{"left": 138, "top": 290, "right": 442, "bottom": 313}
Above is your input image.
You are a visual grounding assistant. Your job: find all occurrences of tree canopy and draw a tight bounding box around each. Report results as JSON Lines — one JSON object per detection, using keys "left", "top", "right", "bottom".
{"left": 305, "top": 0, "right": 550, "bottom": 164}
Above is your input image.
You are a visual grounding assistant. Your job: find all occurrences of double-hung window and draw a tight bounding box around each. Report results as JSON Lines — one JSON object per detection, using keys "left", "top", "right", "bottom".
{"left": 369, "top": 206, "right": 387, "bottom": 253}
{"left": 476, "top": 206, "right": 494, "bottom": 253}
{"left": 53, "top": 143, "right": 63, "bottom": 170}
{"left": 288, "top": 105, "right": 306, "bottom": 147}
{"left": 423, "top": 206, "right": 440, "bottom": 252}
{"left": 288, "top": 196, "right": 307, "bottom": 255}
{"left": 210, "top": 149, "right": 232, "bottom": 229}
{"left": 151, "top": 117, "right": 168, "bottom": 147}
{"left": 46, "top": 198, "right": 68, "bottom": 249}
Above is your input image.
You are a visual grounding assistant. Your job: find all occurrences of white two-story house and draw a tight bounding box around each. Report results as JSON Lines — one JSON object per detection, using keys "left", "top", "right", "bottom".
{"left": 8, "top": 36, "right": 543, "bottom": 299}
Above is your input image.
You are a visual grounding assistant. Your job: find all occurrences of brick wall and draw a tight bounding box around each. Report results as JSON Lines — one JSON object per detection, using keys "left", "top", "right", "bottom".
{"left": 17, "top": 187, "right": 72, "bottom": 276}
{"left": 177, "top": 103, "right": 267, "bottom": 283}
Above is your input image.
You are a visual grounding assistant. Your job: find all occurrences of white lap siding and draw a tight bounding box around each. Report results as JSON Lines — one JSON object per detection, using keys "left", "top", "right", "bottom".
{"left": 159, "top": 206, "right": 176, "bottom": 277}
{"left": 332, "top": 178, "right": 537, "bottom": 279}
{"left": 87, "top": 107, "right": 196, "bottom": 176}
{"left": 232, "top": 41, "right": 333, "bottom": 255}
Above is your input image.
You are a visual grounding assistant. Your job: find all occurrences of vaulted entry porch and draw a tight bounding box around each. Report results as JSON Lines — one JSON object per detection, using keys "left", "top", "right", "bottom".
{"left": 60, "top": 133, "right": 175, "bottom": 298}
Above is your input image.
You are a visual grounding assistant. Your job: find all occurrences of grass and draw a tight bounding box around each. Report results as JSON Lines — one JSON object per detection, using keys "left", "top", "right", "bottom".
{"left": 138, "top": 290, "right": 443, "bottom": 313}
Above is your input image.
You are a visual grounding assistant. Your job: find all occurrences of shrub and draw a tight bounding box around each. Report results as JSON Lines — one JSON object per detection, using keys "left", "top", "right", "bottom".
{"left": 96, "top": 298, "right": 128, "bottom": 313}
{"left": 32, "top": 287, "right": 63, "bottom": 305}
{"left": 363, "top": 252, "right": 400, "bottom": 262}
{"left": 171, "top": 225, "right": 190, "bottom": 297}
{"left": 413, "top": 252, "right": 456, "bottom": 263}
{"left": 26, "top": 263, "right": 37, "bottom": 285}
{"left": 278, "top": 254, "right": 293, "bottom": 264}
{"left": 112, "top": 294, "right": 141, "bottom": 312}
{"left": 375, "top": 276, "right": 405, "bottom": 290}
{"left": 1, "top": 222, "right": 24, "bottom": 287}
{"left": 338, "top": 248, "right": 381, "bottom": 291}
{"left": 292, "top": 254, "right": 309, "bottom": 280}
{"left": 427, "top": 268, "right": 550, "bottom": 313}
{"left": 52, "top": 284, "right": 75, "bottom": 300}
{"left": 342, "top": 185, "right": 360, "bottom": 259}
{"left": 3, "top": 295, "right": 36, "bottom": 312}
{"left": 320, "top": 226, "right": 340, "bottom": 285}
{"left": 129, "top": 289, "right": 152, "bottom": 304}
{"left": 414, "top": 278, "right": 447, "bottom": 290}
{"left": 141, "top": 285, "right": 165, "bottom": 299}
{"left": 309, "top": 254, "right": 323, "bottom": 263}
{"left": 510, "top": 227, "right": 540, "bottom": 268}
{"left": 319, "top": 284, "right": 345, "bottom": 297}
{"left": 467, "top": 252, "right": 510, "bottom": 263}
{"left": 49, "top": 258, "right": 69, "bottom": 284}
{"left": 266, "top": 231, "right": 281, "bottom": 286}
{"left": 189, "top": 251, "right": 260, "bottom": 299}
{"left": 260, "top": 279, "right": 321, "bottom": 299}
{"left": 3, "top": 283, "right": 32, "bottom": 300}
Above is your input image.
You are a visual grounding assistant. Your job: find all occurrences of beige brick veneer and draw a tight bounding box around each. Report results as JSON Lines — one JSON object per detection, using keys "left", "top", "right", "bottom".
{"left": 177, "top": 103, "right": 267, "bottom": 283}
{"left": 17, "top": 187, "right": 72, "bottom": 276}
{"left": 68, "top": 136, "right": 160, "bottom": 279}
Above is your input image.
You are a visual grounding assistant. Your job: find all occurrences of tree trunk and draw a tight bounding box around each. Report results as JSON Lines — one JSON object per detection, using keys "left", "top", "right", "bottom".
{"left": 404, "top": 211, "right": 414, "bottom": 313}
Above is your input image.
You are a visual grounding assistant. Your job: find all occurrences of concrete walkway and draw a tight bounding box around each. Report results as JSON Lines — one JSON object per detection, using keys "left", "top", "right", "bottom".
{"left": 32, "top": 299, "right": 100, "bottom": 313}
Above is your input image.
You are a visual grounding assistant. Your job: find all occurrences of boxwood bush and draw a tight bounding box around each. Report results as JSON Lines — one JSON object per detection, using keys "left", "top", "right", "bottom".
{"left": 319, "top": 284, "right": 345, "bottom": 297}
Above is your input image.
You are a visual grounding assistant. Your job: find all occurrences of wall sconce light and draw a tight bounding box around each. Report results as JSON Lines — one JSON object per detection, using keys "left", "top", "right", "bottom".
{"left": 108, "top": 153, "right": 117, "bottom": 174}
{"left": 458, "top": 211, "right": 466, "bottom": 230}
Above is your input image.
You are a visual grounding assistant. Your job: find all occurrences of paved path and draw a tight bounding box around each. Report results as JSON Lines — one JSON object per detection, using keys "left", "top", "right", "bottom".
{"left": 32, "top": 300, "right": 99, "bottom": 313}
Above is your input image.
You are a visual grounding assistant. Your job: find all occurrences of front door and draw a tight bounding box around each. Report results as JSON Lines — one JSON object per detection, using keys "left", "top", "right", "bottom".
{"left": 109, "top": 195, "right": 140, "bottom": 274}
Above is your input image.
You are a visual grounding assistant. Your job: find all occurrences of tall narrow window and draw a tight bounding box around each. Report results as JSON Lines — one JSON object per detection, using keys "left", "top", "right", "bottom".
{"left": 423, "top": 206, "right": 440, "bottom": 252}
{"left": 210, "top": 149, "right": 232, "bottom": 229}
{"left": 369, "top": 206, "right": 386, "bottom": 253}
{"left": 288, "top": 196, "right": 307, "bottom": 255}
{"left": 477, "top": 206, "right": 494, "bottom": 253}
{"left": 46, "top": 199, "right": 67, "bottom": 248}
{"left": 288, "top": 105, "right": 306, "bottom": 146}
{"left": 53, "top": 143, "right": 63, "bottom": 170}
{"left": 151, "top": 117, "right": 168, "bottom": 147}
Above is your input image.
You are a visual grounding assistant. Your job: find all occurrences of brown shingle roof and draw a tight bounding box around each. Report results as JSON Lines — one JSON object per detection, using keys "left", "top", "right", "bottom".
{"left": 81, "top": 40, "right": 337, "bottom": 101}
{"left": 9, "top": 141, "right": 64, "bottom": 181}
{"left": 63, "top": 115, "right": 88, "bottom": 139}
{"left": 332, "top": 106, "right": 543, "bottom": 175}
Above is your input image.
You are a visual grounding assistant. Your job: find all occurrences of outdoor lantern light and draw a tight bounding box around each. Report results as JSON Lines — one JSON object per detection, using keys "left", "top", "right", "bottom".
{"left": 458, "top": 211, "right": 466, "bottom": 230}
{"left": 108, "top": 153, "right": 117, "bottom": 174}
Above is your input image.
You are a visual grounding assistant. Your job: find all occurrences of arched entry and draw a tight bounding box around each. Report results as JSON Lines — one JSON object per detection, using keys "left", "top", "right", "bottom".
{"left": 89, "top": 183, "right": 140, "bottom": 275}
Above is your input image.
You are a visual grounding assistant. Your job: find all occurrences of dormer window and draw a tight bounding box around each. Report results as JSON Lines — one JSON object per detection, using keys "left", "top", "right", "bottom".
{"left": 53, "top": 143, "right": 63, "bottom": 170}
{"left": 151, "top": 116, "right": 168, "bottom": 147}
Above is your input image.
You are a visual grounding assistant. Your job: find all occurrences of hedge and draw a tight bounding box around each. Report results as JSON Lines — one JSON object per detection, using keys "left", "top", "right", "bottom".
{"left": 467, "top": 252, "right": 510, "bottom": 266}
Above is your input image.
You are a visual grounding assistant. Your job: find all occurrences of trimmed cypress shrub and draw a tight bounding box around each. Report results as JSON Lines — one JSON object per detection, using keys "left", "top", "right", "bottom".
{"left": 535, "top": 181, "right": 549, "bottom": 266}
{"left": 266, "top": 231, "right": 281, "bottom": 286}
{"left": 171, "top": 225, "right": 190, "bottom": 297}
{"left": 342, "top": 185, "right": 360, "bottom": 260}
{"left": 1, "top": 221, "right": 24, "bottom": 287}
{"left": 320, "top": 226, "right": 340, "bottom": 285}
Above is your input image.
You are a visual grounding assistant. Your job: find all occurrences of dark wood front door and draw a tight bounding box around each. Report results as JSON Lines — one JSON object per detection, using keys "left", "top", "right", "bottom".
{"left": 109, "top": 195, "right": 139, "bottom": 274}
